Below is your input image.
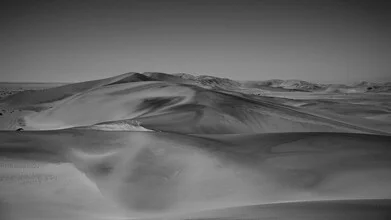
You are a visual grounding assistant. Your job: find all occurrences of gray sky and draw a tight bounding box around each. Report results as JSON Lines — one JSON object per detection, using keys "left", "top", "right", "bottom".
{"left": 1, "top": 0, "right": 390, "bottom": 83}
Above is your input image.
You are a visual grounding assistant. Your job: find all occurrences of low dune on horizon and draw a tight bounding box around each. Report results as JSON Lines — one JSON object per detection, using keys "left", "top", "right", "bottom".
{"left": 1, "top": 72, "right": 391, "bottom": 220}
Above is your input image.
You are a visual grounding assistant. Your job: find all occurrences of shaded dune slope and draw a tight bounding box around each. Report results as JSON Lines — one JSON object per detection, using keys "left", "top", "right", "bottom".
{"left": 1, "top": 130, "right": 391, "bottom": 217}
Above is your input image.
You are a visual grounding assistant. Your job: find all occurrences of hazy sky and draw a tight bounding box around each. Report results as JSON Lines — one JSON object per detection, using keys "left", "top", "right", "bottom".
{"left": 1, "top": 0, "right": 390, "bottom": 83}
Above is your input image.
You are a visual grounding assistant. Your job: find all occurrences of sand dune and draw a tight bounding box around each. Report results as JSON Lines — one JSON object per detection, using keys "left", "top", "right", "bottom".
{"left": 1, "top": 73, "right": 391, "bottom": 219}
{"left": 1, "top": 74, "right": 389, "bottom": 134}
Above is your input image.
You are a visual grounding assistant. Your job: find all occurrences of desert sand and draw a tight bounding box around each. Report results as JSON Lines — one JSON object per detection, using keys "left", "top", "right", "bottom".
{"left": 1, "top": 72, "right": 391, "bottom": 219}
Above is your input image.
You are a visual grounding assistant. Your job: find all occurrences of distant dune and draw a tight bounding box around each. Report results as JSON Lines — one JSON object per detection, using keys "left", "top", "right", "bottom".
{"left": 0, "top": 82, "right": 67, "bottom": 100}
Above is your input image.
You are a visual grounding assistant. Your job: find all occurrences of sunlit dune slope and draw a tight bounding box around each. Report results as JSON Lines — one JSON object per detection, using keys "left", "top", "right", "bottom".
{"left": 1, "top": 74, "right": 388, "bottom": 134}
{"left": 1, "top": 130, "right": 391, "bottom": 218}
